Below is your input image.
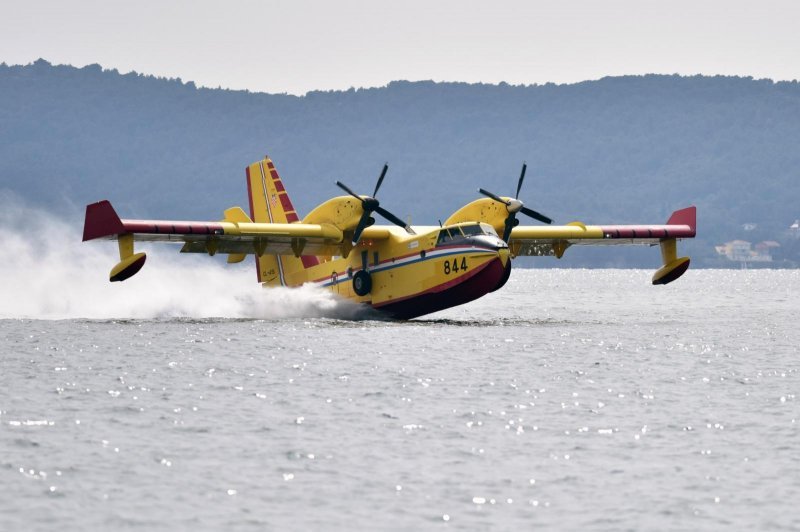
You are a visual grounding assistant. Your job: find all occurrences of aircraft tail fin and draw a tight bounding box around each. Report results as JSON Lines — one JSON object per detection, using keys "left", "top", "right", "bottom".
{"left": 245, "top": 156, "right": 319, "bottom": 286}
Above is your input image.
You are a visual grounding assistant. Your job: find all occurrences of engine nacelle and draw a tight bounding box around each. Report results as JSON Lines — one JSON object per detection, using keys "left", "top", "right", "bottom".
{"left": 444, "top": 198, "right": 509, "bottom": 237}
{"left": 302, "top": 196, "right": 365, "bottom": 232}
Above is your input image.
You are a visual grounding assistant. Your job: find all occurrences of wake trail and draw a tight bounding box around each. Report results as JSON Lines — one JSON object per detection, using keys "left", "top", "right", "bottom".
{"left": 0, "top": 199, "right": 374, "bottom": 321}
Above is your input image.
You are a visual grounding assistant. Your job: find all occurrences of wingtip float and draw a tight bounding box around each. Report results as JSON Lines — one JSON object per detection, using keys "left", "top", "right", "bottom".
{"left": 83, "top": 200, "right": 146, "bottom": 282}
{"left": 83, "top": 156, "right": 696, "bottom": 319}
{"left": 652, "top": 206, "right": 695, "bottom": 286}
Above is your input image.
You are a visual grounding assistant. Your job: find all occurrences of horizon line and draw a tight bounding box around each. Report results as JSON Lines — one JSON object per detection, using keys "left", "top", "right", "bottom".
{"left": 4, "top": 57, "right": 798, "bottom": 97}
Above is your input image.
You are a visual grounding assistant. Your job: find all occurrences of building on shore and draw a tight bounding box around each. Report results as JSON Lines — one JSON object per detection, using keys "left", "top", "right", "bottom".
{"left": 715, "top": 240, "right": 780, "bottom": 263}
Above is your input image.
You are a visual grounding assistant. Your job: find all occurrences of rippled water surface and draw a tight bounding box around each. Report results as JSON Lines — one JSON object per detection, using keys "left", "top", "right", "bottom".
{"left": 2, "top": 269, "right": 798, "bottom": 531}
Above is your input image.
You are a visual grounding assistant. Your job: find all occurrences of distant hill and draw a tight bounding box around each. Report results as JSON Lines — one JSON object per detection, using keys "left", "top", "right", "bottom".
{"left": 2, "top": 59, "right": 799, "bottom": 267}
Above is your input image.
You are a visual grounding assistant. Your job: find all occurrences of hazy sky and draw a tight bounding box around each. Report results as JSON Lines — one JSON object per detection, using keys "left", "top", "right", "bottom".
{"left": 2, "top": 0, "right": 798, "bottom": 94}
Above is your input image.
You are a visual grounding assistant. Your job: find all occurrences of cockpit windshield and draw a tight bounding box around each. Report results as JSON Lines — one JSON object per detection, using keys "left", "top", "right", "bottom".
{"left": 437, "top": 223, "right": 491, "bottom": 245}
{"left": 480, "top": 223, "right": 499, "bottom": 237}
{"left": 460, "top": 224, "right": 484, "bottom": 236}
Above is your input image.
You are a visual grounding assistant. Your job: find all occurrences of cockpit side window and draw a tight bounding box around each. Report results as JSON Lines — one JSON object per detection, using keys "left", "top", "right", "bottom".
{"left": 436, "top": 227, "right": 463, "bottom": 245}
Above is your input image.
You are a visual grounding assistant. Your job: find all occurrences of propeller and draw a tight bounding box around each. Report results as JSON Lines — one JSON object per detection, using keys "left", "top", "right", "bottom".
{"left": 478, "top": 163, "right": 553, "bottom": 242}
{"left": 336, "top": 164, "right": 415, "bottom": 245}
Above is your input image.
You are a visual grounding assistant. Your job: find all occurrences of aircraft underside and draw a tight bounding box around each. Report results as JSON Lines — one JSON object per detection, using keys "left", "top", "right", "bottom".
{"left": 373, "top": 256, "right": 508, "bottom": 319}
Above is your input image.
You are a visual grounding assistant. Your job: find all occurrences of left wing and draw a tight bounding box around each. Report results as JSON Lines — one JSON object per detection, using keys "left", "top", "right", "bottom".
{"left": 509, "top": 206, "right": 696, "bottom": 284}
{"left": 82, "top": 200, "right": 356, "bottom": 281}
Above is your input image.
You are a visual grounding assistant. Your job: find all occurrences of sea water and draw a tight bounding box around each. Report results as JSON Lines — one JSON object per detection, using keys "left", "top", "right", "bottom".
{"left": 1, "top": 267, "right": 798, "bottom": 531}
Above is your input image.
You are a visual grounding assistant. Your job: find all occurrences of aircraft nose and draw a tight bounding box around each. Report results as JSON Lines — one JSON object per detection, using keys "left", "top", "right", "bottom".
{"left": 498, "top": 247, "right": 510, "bottom": 267}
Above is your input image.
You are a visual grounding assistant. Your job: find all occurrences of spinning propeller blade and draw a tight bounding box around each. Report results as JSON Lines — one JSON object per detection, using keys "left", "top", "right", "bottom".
{"left": 478, "top": 188, "right": 509, "bottom": 205}
{"left": 479, "top": 162, "right": 553, "bottom": 242}
{"left": 372, "top": 163, "right": 388, "bottom": 198}
{"left": 375, "top": 206, "right": 410, "bottom": 231}
{"left": 336, "top": 181, "right": 362, "bottom": 201}
{"left": 520, "top": 206, "right": 553, "bottom": 225}
{"left": 352, "top": 212, "right": 373, "bottom": 245}
{"left": 336, "top": 164, "right": 414, "bottom": 245}
{"left": 515, "top": 163, "right": 527, "bottom": 199}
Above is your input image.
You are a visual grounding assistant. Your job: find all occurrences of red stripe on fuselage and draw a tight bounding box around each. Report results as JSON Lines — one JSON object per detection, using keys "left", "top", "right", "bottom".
{"left": 372, "top": 257, "right": 493, "bottom": 308}
{"left": 374, "top": 257, "right": 506, "bottom": 319}
{"left": 306, "top": 245, "right": 496, "bottom": 284}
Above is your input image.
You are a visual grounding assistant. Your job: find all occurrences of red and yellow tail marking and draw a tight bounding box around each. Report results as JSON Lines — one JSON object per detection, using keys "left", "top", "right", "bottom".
{"left": 246, "top": 156, "right": 319, "bottom": 285}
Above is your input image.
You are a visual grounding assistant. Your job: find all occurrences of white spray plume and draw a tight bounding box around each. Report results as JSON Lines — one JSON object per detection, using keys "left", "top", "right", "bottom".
{"left": 0, "top": 197, "right": 374, "bottom": 320}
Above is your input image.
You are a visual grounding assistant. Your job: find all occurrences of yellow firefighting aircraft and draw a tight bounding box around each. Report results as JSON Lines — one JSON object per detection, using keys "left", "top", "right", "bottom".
{"left": 83, "top": 156, "right": 696, "bottom": 319}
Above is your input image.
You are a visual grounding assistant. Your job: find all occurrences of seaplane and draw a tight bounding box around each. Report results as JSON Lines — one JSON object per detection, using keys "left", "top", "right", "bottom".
{"left": 83, "top": 156, "right": 696, "bottom": 319}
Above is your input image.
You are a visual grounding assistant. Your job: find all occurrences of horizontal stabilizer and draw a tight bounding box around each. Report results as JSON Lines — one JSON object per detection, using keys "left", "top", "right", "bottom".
{"left": 223, "top": 206, "right": 252, "bottom": 224}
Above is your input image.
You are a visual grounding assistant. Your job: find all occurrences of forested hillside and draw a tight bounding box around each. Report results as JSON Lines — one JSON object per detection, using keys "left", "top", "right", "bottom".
{"left": 2, "top": 59, "right": 799, "bottom": 266}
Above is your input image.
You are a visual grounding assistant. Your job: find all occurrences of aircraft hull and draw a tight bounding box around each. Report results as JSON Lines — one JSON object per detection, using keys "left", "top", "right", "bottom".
{"left": 372, "top": 255, "right": 507, "bottom": 320}
{"left": 302, "top": 243, "right": 509, "bottom": 319}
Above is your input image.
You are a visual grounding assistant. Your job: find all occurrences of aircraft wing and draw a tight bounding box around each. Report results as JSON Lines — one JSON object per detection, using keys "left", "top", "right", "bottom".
{"left": 83, "top": 200, "right": 396, "bottom": 281}
{"left": 508, "top": 206, "right": 696, "bottom": 257}
{"left": 82, "top": 200, "right": 354, "bottom": 257}
{"left": 509, "top": 206, "right": 696, "bottom": 285}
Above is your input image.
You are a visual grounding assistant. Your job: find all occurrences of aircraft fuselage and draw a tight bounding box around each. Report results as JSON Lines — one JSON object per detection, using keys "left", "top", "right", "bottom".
{"left": 280, "top": 224, "right": 510, "bottom": 319}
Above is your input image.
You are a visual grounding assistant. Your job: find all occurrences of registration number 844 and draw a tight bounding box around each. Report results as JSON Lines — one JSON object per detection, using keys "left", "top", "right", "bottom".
{"left": 443, "top": 257, "right": 468, "bottom": 275}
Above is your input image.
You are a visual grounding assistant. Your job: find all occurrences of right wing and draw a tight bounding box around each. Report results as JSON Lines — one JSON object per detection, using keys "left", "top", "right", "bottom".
{"left": 508, "top": 206, "right": 697, "bottom": 285}
{"left": 508, "top": 206, "right": 696, "bottom": 256}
